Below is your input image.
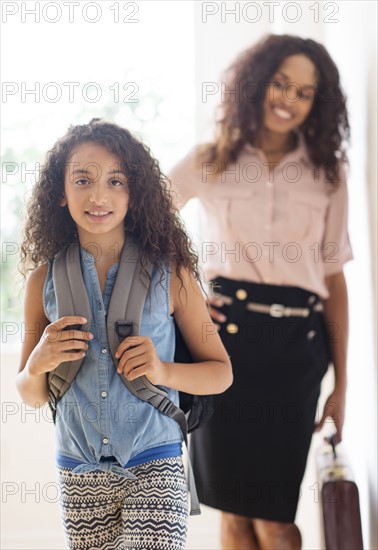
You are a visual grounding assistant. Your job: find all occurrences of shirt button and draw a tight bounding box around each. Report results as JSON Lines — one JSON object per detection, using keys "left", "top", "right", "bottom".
{"left": 307, "top": 330, "right": 317, "bottom": 340}
{"left": 236, "top": 289, "right": 247, "bottom": 301}
{"left": 101, "top": 348, "right": 108, "bottom": 354}
{"left": 226, "top": 323, "right": 239, "bottom": 334}
{"left": 103, "top": 437, "right": 109, "bottom": 445}
{"left": 308, "top": 295, "right": 316, "bottom": 305}
{"left": 101, "top": 391, "right": 108, "bottom": 398}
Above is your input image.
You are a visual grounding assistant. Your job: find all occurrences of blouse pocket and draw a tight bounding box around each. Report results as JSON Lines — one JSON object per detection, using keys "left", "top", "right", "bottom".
{"left": 213, "top": 186, "right": 256, "bottom": 228}
{"left": 285, "top": 192, "right": 328, "bottom": 243}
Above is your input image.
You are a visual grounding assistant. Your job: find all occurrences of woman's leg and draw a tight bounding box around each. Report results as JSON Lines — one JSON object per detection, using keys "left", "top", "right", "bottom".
{"left": 58, "top": 467, "right": 126, "bottom": 550}
{"left": 122, "top": 457, "right": 188, "bottom": 550}
{"left": 253, "top": 518, "right": 301, "bottom": 550}
{"left": 221, "top": 512, "right": 260, "bottom": 549}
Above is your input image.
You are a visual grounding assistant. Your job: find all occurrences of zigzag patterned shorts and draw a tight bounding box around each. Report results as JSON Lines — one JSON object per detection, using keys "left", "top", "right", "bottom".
{"left": 57, "top": 457, "right": 188, "bottom": 550}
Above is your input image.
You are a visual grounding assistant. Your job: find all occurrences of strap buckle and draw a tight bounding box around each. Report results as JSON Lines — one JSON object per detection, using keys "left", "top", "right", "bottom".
{"left": 158, "top": 397, "right": 176, "bottom": 416}
{"left": 269, "top": 303, "right": 285, "bottom": 317}
{"left": 115, "top": 320, "right": 135, "bottom": 338}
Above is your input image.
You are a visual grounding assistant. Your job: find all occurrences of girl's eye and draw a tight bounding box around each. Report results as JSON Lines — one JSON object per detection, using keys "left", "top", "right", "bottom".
{"left": 272, "top": 80, "right": 285, "bottom": 89}
{"left": 76, "top": 179, "right": 90, "bottom": 186}
{"left": 110, "top": 179, "right": 126, "bottom": 187}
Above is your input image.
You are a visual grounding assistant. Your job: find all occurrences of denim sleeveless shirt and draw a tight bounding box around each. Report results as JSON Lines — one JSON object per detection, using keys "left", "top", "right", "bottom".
{"left": 43, "top": 246, "right": 182, "bottom": 477}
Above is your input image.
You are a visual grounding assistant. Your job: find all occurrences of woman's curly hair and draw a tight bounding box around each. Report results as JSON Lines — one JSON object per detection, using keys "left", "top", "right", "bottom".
{"left": 202, "top": 34, "right": 350, "bottom": 186}
{"left": 20, "top": 118, "right": 201, "bottom": 290}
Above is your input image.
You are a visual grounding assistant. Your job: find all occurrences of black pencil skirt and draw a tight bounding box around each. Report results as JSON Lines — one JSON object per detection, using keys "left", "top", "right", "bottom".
{"left": 190, "top": 277, "right": 331, "bottom": 522}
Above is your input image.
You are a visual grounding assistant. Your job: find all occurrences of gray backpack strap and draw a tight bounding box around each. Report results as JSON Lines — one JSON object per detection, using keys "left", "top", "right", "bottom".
{"left": 107, "top": 238, "right": 189, "bottom": 441}
{"left": 48, "top": 243, "right": 92, "bottom": 416}
{"left": 106, "top": 237, "right": 200, "bottom": 515}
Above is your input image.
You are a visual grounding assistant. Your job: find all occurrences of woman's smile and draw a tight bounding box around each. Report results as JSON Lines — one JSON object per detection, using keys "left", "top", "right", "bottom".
{"left": 271, "top": 105, "right": 294, "bottom": 121}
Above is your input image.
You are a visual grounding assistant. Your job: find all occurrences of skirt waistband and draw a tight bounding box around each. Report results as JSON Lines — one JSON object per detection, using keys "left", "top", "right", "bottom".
{"left": 211, "top": 277, "right": 322, "bottom": 309}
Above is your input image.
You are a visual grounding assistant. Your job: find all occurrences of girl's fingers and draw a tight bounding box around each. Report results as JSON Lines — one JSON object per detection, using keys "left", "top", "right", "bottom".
{"left": 58, "top": 350, "right": 87, "bottom": 362}
{"left": 117, "top": 352, "right": 147, "bottom": 374}
{"left": 58, "top": 330, "right": 93, "bottom": 342}
{"left": 44, "top": 317, "right": 93, "bottom": 343}
{"left": 119, "top": 342, "right": 147, "bottom": 359}
{"left": 55, "top": 316, "right": 87, "bottom": 329}
{"left": 44, "top": 347, "right": 87, "bottom": 373}
{"left": 44, "top": 317, "right": 89, "bottom": 341}
{"left": 117, "top": 348, "right": 149, "bottom": 372}
{"left": 115, "top": 336, "right": 147, "bottom": 358}
{"left": 60, "top": 340, "right": 89, "bottom": 352}
{"left": 125, "top": 365, "right": 147, "bottom": 381}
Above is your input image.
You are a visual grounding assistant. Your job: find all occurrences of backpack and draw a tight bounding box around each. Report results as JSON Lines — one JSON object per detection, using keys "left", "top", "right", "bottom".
{"left": 47, "top": 236, "right": 213, "bottom": 515}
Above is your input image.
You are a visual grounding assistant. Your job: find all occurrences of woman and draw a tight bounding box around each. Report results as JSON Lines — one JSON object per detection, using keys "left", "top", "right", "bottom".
{"left": 169, "top": 35, "right": 353, "bottom": 549}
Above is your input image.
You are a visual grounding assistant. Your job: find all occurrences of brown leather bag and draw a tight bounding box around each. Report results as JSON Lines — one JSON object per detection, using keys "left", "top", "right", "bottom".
{"left": 316, "top": 435, "right": 364, "bottom": 550}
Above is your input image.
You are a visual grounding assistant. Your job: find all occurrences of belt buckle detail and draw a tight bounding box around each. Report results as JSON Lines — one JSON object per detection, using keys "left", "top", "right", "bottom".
{"left": 270, "top": 303, "right": 285, "bottom": 317}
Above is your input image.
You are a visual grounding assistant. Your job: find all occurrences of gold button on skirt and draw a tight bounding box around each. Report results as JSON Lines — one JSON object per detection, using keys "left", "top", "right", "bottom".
{"left": 235, "top": 289, "right": 247, "bottom": 300}
{"left": 226, "top": 323, "right": 239, "bottom": 334}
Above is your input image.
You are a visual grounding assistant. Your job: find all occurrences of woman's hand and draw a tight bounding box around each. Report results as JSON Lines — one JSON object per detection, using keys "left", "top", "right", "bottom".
{"left": 207, "top": 295, "right": 227, "bottom": 331}
{"left": 314, "top": 387, "right": 346, "bottom": 443}
{"left": 28, "top": 316, "right": 93, "bottom": 376}
{"left": 115, "top": 336, "right": 168, "bottom": 386}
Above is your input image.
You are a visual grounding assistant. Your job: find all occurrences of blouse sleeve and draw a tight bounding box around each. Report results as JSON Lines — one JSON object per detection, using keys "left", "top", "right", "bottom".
{"left": 168, "top": 147, "right": 202, "bottom": 208}
{"left": 321, "top": 162, "right": 354, "bottom": 276}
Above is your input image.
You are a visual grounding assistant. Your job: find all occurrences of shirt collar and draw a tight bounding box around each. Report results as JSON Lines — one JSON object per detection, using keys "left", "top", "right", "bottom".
{"left": 80, "top": 246, "right": 119, "bottom": 277}
{"left": 243, "top": 131, "right": 309, "bottom": 164}
{"left": 80, "top": 245, "right": 95, "bottom": 265}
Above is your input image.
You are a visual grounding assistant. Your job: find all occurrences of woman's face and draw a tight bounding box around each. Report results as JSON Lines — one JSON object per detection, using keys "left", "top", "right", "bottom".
{"left": 262, "top": 54, "right": 318, "bottom": 134}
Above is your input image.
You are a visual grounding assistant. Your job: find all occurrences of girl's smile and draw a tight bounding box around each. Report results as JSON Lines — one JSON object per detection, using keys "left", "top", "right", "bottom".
{"left": 85, "top": 209, "right": 113, "bottom": 222}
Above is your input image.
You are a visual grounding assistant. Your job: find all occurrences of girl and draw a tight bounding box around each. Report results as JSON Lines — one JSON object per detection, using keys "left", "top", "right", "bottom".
{"left": 16, "top": 118, "right": 233, "bottom": 550}
{"left": 169, "top": 34, "right": 353, "bottom": 549}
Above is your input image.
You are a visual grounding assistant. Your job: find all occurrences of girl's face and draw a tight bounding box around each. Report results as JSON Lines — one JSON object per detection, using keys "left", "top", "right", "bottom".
{"left": 262, "top": 54, "right": 318, "bottom": 134}
{"left": 61, "top": 142, "right": 129, "bottom": 242}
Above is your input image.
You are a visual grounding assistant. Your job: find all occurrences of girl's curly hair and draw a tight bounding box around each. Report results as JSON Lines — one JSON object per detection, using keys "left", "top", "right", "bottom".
{"left": 20, "top": 118, "right": 201, "bottom": 289}
{"left": 202, "top": 34, "right": 350, "bottom": 185}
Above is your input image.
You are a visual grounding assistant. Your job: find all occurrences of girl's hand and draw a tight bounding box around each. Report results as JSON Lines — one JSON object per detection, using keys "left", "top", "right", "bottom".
{"left": 207, "top": 295, "right": 227, "bottom": 331}
{"left": 115, "top": 336, "right": 168, "bottom": 386}
{"left": 28, "top": 316, "right": 93, "bottom": 376}
{"left": 314, "top": 387, "right": 346, "bottom": 443}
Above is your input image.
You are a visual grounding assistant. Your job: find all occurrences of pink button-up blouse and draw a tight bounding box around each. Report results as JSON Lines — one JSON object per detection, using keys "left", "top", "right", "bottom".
{"left": 169, "top": 133, "right": 353, "bottom": 299}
